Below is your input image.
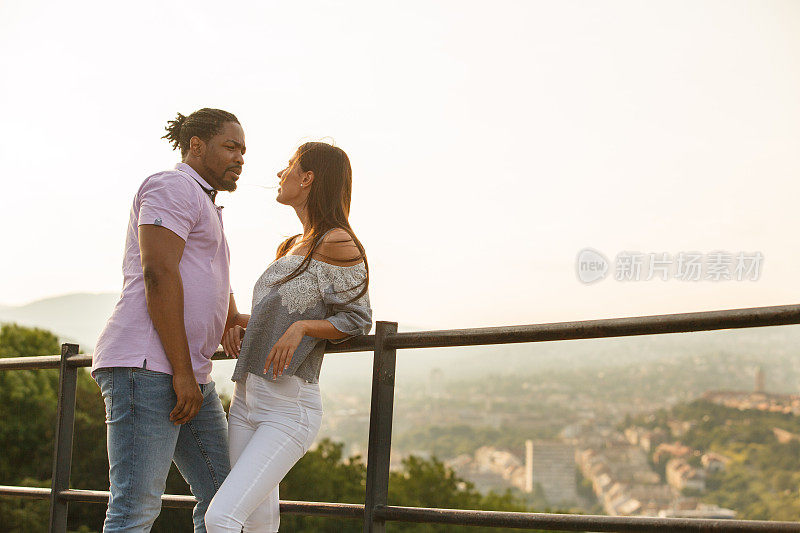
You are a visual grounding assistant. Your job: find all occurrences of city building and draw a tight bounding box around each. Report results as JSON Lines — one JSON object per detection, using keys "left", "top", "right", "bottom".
{"left": 525, "top": 440, "right": 578, "bottom": 506}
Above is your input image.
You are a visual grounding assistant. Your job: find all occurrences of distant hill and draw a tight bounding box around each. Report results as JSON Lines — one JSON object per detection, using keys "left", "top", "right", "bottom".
{"left": 0, "top": 293, "right": 119, "bottom": 350}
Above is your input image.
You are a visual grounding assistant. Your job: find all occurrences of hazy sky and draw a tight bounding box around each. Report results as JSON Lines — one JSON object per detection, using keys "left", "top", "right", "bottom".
{"left": 1, "top": 0, "right": 798, "bottom": 331}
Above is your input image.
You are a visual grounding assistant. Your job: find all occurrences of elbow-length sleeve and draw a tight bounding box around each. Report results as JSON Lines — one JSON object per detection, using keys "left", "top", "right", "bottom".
{"left": 315, "top": 261, "right": 372, "bottom": 344}
{"left": 137, "top": 174, "right": 201, "bottom": 241}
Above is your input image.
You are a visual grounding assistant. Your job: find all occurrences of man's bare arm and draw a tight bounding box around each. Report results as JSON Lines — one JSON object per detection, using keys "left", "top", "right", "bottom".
{"left": 139, "top": 224, "right": 203, "bottom": 425}
{"left": 224, "top": 293, "right": 250, "bottom": 332}
{"left": 220, "top": 294, "right": 250, "bottom": 357}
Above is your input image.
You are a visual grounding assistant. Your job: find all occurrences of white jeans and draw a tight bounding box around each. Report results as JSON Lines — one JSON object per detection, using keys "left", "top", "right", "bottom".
{"left": 205, "top": 373, "right": 323, "bottom": 532}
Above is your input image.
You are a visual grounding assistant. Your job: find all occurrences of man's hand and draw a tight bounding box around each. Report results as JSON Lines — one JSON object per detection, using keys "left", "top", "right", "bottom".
{"left": 222, "top": 325, "right": 245, "bottom": 358}
{"left": 264, "top": 322, "right": 306, "bottom": 379}
{"left": 170, "top": 371, "right": 203, "bottom": 425}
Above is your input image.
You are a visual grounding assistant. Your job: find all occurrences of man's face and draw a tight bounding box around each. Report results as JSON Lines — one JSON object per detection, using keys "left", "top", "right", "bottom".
{"left": 199, "top": 121, "right": 245, "bottom": 192}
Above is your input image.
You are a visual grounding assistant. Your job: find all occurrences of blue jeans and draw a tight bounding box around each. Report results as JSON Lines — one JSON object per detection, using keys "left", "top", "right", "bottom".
{"left": 94, "top": 367, "right": 230, "bottom": 532}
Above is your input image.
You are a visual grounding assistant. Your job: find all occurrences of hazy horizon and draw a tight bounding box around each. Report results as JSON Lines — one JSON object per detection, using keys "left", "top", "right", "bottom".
{"left": 3, "top": 291, "right": 800, "bottom": 400}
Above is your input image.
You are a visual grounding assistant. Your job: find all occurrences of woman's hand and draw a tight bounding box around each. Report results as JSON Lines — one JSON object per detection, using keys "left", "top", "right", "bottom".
{"left": 265, "top": 322, "right": 306, "bottom": 379}
{"left": 222, "top": 325, "right": 245, "bottom": 358}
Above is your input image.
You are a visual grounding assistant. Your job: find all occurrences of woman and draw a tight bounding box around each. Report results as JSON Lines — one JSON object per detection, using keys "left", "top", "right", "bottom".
{"left": 204, "top": 142, "right": 372, "bottom": 532}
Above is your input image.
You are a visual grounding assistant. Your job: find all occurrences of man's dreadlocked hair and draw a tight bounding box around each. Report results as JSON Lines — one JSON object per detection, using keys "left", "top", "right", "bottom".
{"left": 162, "top": 108, "right": 240, "bottom": 158}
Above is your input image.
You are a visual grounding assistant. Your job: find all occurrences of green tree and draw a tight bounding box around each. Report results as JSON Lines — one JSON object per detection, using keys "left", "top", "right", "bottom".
{"left": 386, "top": 455, "right": 537, "bottom": 532}
{"left": 0, "top": 323, "right": 192, "bottom": 531}
{"left": 0, "top": 324, "right": 62, "bottom": 530}
{"left": 630, "top": 398, "right": 800, "bottom": 522}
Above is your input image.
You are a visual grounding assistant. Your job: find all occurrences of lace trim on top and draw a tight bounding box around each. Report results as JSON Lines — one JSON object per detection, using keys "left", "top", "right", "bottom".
{"left": 254, "top": 255, "right": 368, "bottom": 315}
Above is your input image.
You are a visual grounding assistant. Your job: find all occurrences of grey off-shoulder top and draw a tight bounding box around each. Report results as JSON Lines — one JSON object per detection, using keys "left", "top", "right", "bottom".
{"left": 231, "top": 244, "right": 372, "bottom": 384}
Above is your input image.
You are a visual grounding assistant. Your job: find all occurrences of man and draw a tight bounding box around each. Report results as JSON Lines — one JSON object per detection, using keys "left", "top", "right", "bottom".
{"left": 92, "top": 108, "right": 249, "bottom": 532}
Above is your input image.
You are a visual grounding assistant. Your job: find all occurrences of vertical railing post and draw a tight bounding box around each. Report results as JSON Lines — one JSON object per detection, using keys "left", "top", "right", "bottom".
{"left": 363, "top": 321, "right": 398, "bottom": 533}
{"left": 48, "top": 343, "right": 79, "bottom": 533}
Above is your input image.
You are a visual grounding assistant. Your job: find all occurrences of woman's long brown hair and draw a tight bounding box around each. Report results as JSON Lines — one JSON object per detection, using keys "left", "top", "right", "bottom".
{"left": 273, "top": 142, "right": 369, "bottom": 303}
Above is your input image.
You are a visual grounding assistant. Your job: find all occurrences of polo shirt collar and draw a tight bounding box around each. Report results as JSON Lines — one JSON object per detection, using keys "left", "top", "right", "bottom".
{"left": 175, "top": 163, "right": 218, "bottom": 203}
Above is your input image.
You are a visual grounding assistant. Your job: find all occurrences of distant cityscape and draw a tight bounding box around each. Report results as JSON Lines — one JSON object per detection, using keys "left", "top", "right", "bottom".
{"left": 4, "top": 293, "right": 800, "bottom": 521}
{"left": 322, "top": 350, "right": 800, "bottom": 521}
{"left": 438, "top": 369, "right": 797, "bottom": 519}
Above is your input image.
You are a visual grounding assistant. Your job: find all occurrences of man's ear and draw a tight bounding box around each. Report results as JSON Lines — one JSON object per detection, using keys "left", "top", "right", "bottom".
{"left": 189, "top": 136, "right": 204, "bottom": 158}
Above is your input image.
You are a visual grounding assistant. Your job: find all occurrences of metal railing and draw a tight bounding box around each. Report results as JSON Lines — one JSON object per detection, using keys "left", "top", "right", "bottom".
{"left": 2, "top": 304, "right": 800, "bottom": 532}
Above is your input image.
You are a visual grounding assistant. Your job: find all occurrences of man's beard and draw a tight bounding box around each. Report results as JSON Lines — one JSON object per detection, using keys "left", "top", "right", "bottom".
{"left": 218, "top": 172, "right": 238, "bottom": 192}
{"left": 202, "top": 160, "right": 238, "bottom": 191}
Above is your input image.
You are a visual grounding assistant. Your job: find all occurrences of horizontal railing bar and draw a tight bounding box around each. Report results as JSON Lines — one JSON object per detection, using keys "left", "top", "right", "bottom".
{"left": 324, "top": 334, "right": 375, "bottom": 353}
{"left": 5, "top": 486, "right": 796, "bottom": 530}
{"left": 0, "top": 485, "right": 51, "bottom": 500}
{"left": 59, "top": 489, "right": 364, "bottom": 518}
{"left": 375, "top": 505, "right": 800, "bottom": 532}
{"left": 3, "top": 304, "right": 798, "bottom": 370}
{"left": 59, "top": 489, "right": 192, "bottom": 508}
{"left": 0, "top": 487, "right": 363, "bottom": 518}
{"left": 385, "top": 304, "right": 800, "bottom": 349}
{"left": 0, "top": 336, "right": 376, "bottom": 371}
{"left": 0, "top": 355, "right": 70, "bottom": 370}
{"left": 0, "top": 354, "right": 86, "bottom": 370}
{"left": 280, "top": 501, "right": 364, "bottom": 519}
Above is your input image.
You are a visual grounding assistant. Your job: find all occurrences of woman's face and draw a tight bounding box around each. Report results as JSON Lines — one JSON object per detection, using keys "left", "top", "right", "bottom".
{"left": 275, "top": 154, "right": 310, "bottom": 206}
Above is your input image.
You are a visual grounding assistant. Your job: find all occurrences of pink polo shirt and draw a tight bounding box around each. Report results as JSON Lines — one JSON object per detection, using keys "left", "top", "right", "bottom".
{"left": 92, "top": 163, "right": 231, "bottom": 384}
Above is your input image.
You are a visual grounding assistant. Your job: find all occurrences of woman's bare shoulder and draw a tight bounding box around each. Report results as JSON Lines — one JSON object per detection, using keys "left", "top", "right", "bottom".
{"left": 313, "top": 228, "right": 364, "bottom": 266}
